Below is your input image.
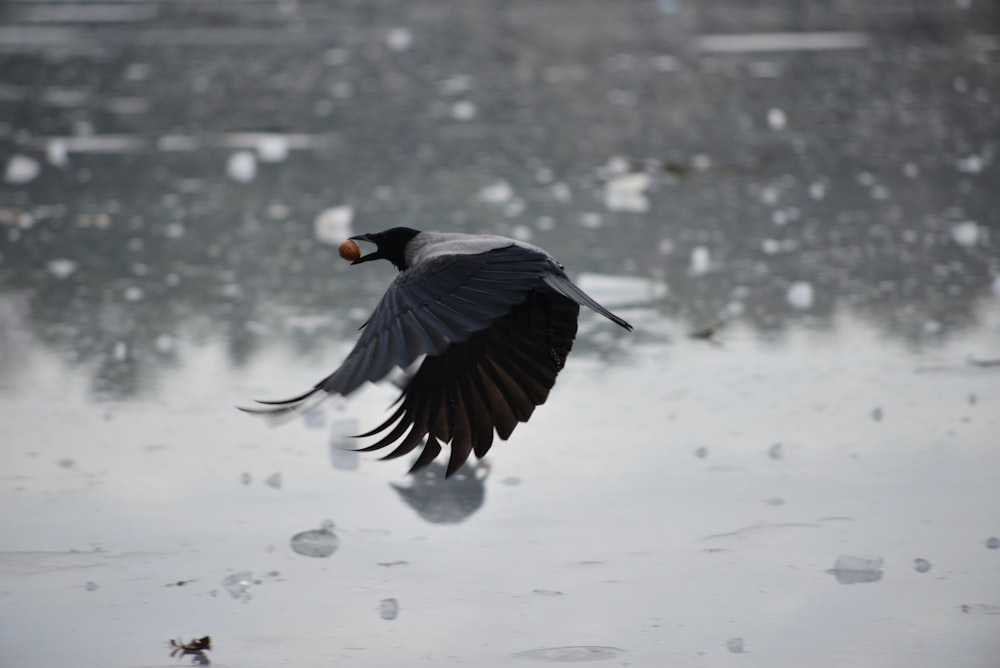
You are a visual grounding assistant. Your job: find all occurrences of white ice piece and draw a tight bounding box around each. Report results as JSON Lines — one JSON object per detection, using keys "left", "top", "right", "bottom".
{"left": 226, "top": 151, "right": 257, "bottom": 182}
{"left": 314, "top": 206, "right": 354, "bottom": 245}
{"left": 786, "top": 281, "right": 814, "bottom": 309}
{"left": 5, "top": 155, "right": 40, "bottom": 184}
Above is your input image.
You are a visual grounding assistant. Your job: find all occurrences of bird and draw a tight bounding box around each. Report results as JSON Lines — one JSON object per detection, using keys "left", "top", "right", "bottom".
{"left": 241, "top": 227, "right": 633, "bottom": 476}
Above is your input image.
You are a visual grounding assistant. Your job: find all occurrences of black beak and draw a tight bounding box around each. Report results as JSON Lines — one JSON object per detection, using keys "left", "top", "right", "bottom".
{"left": 348, "top": 233, "right": 380, "bottom": 265}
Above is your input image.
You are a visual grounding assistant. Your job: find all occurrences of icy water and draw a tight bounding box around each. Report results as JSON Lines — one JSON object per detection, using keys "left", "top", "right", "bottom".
{"left": 1, "top": 1, "right": 999, "bottom": 666}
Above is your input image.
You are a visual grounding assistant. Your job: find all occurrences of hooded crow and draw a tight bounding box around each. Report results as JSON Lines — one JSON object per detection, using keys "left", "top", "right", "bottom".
{"left": 242, "top": 227, "right": 632, "bottom": 476}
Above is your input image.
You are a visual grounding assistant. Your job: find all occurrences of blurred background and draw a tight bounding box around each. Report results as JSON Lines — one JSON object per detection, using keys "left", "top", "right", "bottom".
{"left": 1, "top": 1, "right": 998, "bottom": 666}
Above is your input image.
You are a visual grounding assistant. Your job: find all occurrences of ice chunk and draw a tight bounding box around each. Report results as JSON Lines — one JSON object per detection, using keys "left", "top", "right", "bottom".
{"left": 47, "top": 258, "right": 78, "bottom": 279}
{"left": 5, "top": 155, "right": 41, "bottom": 184}
{"left": 950, "top": 221, "right": 979, "bottom": 247}
{"left": 386, "top": 27, "right": 412, "bottom": 52}
{"left": 913, "top": 558, "right": 932, "bottom": 573}
{"left": 221, "top": 571, "right": 254, "bottom": 602}
{"left": 605, "top": 172, "right": 651, "bottom": 213}
{"left": 314, "top": 206, "right": 354, "bottom": 244}
{"left": 84, "top": 581, "right": 99, "bottom": 592}
{"left": 786, "top": 281, "right": 814, "bottom": 309}
{"left": 451, "top": 100, "right": 477, "bottom": 121}
{"left": 256, "top": 135, "right": 289, "bottom": 163}
{"left": 986, "top": 537, "right": 999, "bottom": 550}
{"left": 827, "top": 555, "right": 884, "bottom": 584}
{"left": 478, "top": 180, "right": 513, "bottom": 205}
{"left": 379, "top": 598, "right": 399, "bottom": 620}
{"left": 767, "top": 107, "right": 787, "bottom": 130}
{"left": 290, "top": 526, "right": 340, "bottom": 558}
{"left": 725, "top": 638, "right": 745, "bottom": 653}
{"left": 226, "top": 151, "right": 257, "bottom": 182}
{"left": 690, "top": 246, "right": 710, "bottom": 275}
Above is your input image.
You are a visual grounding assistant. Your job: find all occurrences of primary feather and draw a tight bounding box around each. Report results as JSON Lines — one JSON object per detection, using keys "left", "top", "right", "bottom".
{"left": 241, "top": 228, "right": 632, "bottom": 476}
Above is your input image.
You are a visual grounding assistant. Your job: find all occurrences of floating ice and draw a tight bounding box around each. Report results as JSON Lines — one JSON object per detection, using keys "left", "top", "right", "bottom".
{"left": 808, "top": 181, "right": 826, "bottom": 200}
{"left": 451, "top": 100, "right": 477, "bottom": 121}
{"left": 226, "top": 151, "right": 257, "bottom": 182}
{"left": 5, "top": 155, "right": 40, "bottom": 184}
{"left": 221, "top": 571, "right": 254, "bottom": 602}
{"left": 47, "top": 258, "right": 77, "bottom": 279}
{"left": 725, "top": 638, "right": 745, "bottom": 653}
{"left": 550, "top": 182, "right": 571, "bottom": 202}
{"left": 256, "top": 135, "right": 289, "bottom": 163}
{"left": 385, "top": 27, "right": 412, "bottom": 52}
{"left": 694, "top": 446, "right": 708, "bottom": 459}
{"left": 314, "top": 206, "right": 354, "bottom": 244}
{"left": 786, "top": 281, "right": 814, "bottom": 309}
{"left": 605, "top": 172, "right": 651, "bottom": 213}
{"left": 767, "top": 108, "right": 787, "bottom": 130}
{"left": 113, "top": 341, "right": 128, "bottom": 361}
{"left": 47, "top": 140, "right": 69, "bottom": 167}
{"left": 913, "top": 558, "right": 932, "bottom": 573}
{"left": 123, "top": 286, "right": 143, "bottom": 302}
{"left": 827, "top": 555, "right": 884, "bottom": 584}
{"left": 512, "top": 646, "right": 624, "bottom": 662}
{"left": 479, "top": 180, "right": 513, "bottom": 205}
{"left": 579, "top": 212, "right": 602, "bottom": 229}
{"left": 290, "top": 525, "right": 340, "bottom": 558}
{"left": 576, "top": 273, "right": 667, "bottom": 307}
{"left": 956, "top": 155, "right": 983, "bottom": 174}
{"left": 690, "top": 246, "right": 710, "bottom": 275}
{"left": 986, "top": 537, "right": 999, "bottom": 550}
{"left": 154, "top": 334, "right": 175, "bottom": 354}
{"left": 379, "top": 598, "right": 399, "bottom": 620}
{"left": 950, "top": 221, "right": 979, "bottom": 247}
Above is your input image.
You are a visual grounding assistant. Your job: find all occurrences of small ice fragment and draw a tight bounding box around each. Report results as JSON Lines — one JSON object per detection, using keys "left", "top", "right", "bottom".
{"left": 221, "top": 571, "right": 254, "bottom": 602}
{"left": 691, "top": 154, "right": 711, "bottom": 171}
{"left": 690, "top": 246, "right": 710, "bottom": 275}
{"left": 725, "top": 638, "right": 745, "bottom": 653}
{"left": 605, "top": 172, "right": 651, "bottom": 213}
{"left": 451, "top": 100, "right": 477, "bottom": 121}
{"left": 257, "top": 135, "right": 289, "bottom": 163}
{"left": 871, "top": 406, "right": 883, "bottom": 422}
{"left": 579, "top": 212, "right": 602, "bottom": 229}
{"left": 84, "top": 581, "right": 99, "bottom": 592}
{"left": 240, "top": 472, "right": 252, "bottom": 486}
{"left": 164, "top": 222, "right": 185, "bottom": 239}
{"left": 47, "top": 140, "right": 69, "bottom": 167}
{"left": 154, "top": 334, "right": 175, "bottom": 354}
{"left": 550, "top": 182, "right": 571, "bottom": 202}
{"left": 290, "top": 527, "right": 340, "bottom": 558}
{"left": 379, "top": 597, "right": 399, "bottom": 620}
{"left": 386, "top": 27, "right": 412, "bottom": 52}
{"left": 903, "top": 162, "right": 920, "bottom": 178}
{"left": 265, "top": 472, "right": 282, "bottom": 490}
{"left": 827, "top": 555, "right": 884, "bottom": 584}
{"left": 694, "top": 446, "right": 708, "bottom": 459}
{"left": 113, "top": 341, "right": 128, "bottom": 361}
{"left": 950, "top": 221, "right": 979, "bottom": 247}
{"left": 123, "top": 286, "right": 143, "bottom": 302}
{"left": 808, "top": 182, "right": 826, "bottom": 200}
{"left": 956, "top": 155, "right": 983, "bottom": 174}
{"left": 47, "top": 258, "right": 78, "bottom": 279}
{"left": 478, "top": 180, "right": 513, "bottom": 205}
{"left": 913, "top": 558, "right": 932, "bottom": 573}
{"left": 5, "top": 155, "right": 41, "bottom": 184}
{"left": 786, "top": 281, "right": 814, "bottom": 309}
{"left": 766, "top": 107, "right": 787, "bottom": 130}
{"left": 226, "top": 151, "right": 257, "bottom": 182}
{"left": 767, "top": 443, "right": 783, "bottom": 460}
{"left": 986, "top": 537, "right": 1000, "bottom": 550}
{"left": 314, "top": 206, "right": 354, "bottom": 244}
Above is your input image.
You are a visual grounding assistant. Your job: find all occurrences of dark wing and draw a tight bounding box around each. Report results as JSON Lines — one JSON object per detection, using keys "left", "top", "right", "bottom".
{"left": 356, "top": 283, "right": 580, "bottom": 477}
{"left": 241, "top": 244, "right": 554, "bottom": 415}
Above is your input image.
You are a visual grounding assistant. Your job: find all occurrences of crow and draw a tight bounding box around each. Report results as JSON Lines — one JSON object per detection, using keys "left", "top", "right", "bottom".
{"left": 241, "top": 227, "right": 632, "bottom": 476}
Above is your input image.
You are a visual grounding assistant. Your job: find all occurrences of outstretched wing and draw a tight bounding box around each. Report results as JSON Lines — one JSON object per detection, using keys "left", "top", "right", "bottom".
{"left": 356, "top": 284, "right": 581, "bottom": 477}
{"left": 241, "top": 244, "right": 555, "bottom": 415}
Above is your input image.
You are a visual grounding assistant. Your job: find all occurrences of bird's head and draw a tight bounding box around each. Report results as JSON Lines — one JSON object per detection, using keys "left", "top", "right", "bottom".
{"left": 349, "top": 227, "right": 421, "bottom": 272}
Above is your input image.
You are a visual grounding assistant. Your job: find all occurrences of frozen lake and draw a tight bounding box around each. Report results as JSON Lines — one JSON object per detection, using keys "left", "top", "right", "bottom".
{"left": 1, "top": 1, "right": 998, "bottom": 666}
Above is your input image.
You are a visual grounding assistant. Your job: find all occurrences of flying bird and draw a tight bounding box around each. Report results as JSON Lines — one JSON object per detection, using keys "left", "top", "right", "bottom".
{"left": 241, "top": 227, "right": 632, "bottom": 476}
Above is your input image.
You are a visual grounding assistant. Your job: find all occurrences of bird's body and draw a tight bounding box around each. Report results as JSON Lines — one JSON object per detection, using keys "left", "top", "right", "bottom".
{"left": 242, "top": 228, "right": 632, "bottom": 476}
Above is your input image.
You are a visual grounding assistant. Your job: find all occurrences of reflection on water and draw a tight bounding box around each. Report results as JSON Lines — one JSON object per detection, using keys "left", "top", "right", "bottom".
{"left": 390, "top": 461, "right": 490, "bottom": 524}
